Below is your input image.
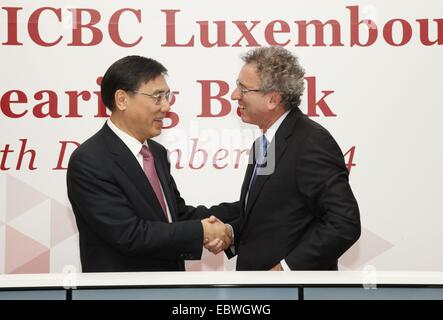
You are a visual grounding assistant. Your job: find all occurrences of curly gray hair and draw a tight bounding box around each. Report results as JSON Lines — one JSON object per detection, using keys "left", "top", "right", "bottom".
{"left": 242, "top": 46, "right": 305, "bottom": 110}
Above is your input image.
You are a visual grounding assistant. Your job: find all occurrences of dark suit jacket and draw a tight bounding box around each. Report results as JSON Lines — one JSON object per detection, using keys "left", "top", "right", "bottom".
{"left": 231, "top": 108, "right": 361, "bottom": 270}
{"left": 67, "top": 123, "right": 235, "bottom": 272}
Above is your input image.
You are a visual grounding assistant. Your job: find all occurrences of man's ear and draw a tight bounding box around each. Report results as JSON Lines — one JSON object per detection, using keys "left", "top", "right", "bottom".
{"left": 115, "top": 89, "right": 128, "bottom": 111}
{"left": 268, "top": 92, "right": 282, "bottom": 111}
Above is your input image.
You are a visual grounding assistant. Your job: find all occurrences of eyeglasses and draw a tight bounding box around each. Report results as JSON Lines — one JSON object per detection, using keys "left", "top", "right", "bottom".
{"left": 131, "top": 90, "right": 173, "bottom": 105}
{"left": 236, "top": 80, "right": 261, "bottom": 96}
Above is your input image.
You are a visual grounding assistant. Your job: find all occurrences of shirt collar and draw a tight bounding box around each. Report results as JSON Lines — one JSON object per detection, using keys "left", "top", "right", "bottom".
{"left": 263, "top": 110, "right": 290, "bottom": 143}
{"left": 107, "top": 119, "right": 148, "bottom": 158}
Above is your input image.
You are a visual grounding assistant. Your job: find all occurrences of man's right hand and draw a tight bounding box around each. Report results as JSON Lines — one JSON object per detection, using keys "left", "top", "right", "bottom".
{"left": 201, "top": 216, "right": 232, "bottom": 254}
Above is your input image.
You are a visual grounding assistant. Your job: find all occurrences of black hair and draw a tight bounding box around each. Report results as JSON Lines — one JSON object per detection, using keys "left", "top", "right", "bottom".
{"left": 101, "top": 55, "right": 167, "bottom": 111}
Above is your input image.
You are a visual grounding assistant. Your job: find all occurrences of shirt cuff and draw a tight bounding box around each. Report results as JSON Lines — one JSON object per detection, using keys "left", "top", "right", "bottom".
{"left": 280, "top": 259, "right": 291, "bottom": 271}
{"left": 226, "top": 224, "right": 235, "bottom": 254}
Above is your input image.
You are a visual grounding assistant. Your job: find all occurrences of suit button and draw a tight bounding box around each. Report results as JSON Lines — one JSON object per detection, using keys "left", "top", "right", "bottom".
{"left": 240, "top": 240, "right": 247, "bottom": 246}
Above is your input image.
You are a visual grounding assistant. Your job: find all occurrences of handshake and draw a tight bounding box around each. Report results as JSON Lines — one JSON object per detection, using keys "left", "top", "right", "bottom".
{"left": 201, "top": 215, "right": 233, "bottom": 255}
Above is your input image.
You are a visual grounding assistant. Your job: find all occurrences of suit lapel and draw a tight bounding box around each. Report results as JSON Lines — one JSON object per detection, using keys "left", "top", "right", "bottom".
{"left": 243, "top": 108, "right": 302, "bottom": 218}
{"left": 239, "top": 142, "right": 256, "bottom": 214}
{"left": 101, "top": 123, "right": 167, "bottom": 221}
{"left": 244, "top": 145, "right": 278, "bottom": 215}
{"left": 148, "top": 140, "right": 177, "bottom": 221}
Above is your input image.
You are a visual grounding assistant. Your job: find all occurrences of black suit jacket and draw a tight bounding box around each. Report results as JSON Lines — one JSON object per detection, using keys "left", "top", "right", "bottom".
{"left": 67, "top": 123, "right": 236, "bottom": 272}
{"left": 232, "top": 108, "right": 361, "bottom": 270}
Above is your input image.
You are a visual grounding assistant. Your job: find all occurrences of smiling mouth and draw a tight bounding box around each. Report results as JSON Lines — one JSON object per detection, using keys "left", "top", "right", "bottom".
{"left": 153, "top": 118, "right": 164, "bottom": 128}
{"left": 154, "top": 115, "right": 165, "bottom": 121}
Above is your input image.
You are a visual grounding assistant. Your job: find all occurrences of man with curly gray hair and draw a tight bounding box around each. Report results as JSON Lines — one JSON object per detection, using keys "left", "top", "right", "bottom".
{"left": 207, "top": 46, "right": 361, "bottom": 271}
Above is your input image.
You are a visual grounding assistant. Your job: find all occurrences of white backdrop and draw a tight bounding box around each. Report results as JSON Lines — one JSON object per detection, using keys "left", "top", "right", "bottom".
{"left": 1, "top": 0, "right": 443, "bottom": 273}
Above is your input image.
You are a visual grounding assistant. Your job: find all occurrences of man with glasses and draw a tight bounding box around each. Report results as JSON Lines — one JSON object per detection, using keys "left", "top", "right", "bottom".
{"left": 67, "top": 55, "right": 236, "bottom": 272}
{"left": 207, "top": 47, "right": 361, "bottom": 271}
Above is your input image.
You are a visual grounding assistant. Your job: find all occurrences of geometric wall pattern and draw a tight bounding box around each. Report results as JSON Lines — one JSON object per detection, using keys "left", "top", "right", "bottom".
{"left": 339, "top": 228, "right": 395, "bottom": 270}
{"left": 1, "top": 175, "right": 78, "bottom": 274}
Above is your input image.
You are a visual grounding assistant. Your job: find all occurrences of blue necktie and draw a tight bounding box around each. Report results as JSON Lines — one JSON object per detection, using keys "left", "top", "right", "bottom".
{"left": 245, "top": 135, "right": 268, "bottom": 208}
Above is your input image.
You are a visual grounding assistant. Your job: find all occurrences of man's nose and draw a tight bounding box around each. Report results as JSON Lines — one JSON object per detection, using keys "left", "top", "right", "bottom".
{"left": 161, "top": 100, "right": 171, "bottom": 112}
{"left": 231, "top": 87, "right": 241, "bottom": 100}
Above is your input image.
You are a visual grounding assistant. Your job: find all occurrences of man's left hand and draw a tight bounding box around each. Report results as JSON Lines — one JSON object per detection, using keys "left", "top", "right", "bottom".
{"left": 270, "top": 263, "right": 283, "bottom": 271}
